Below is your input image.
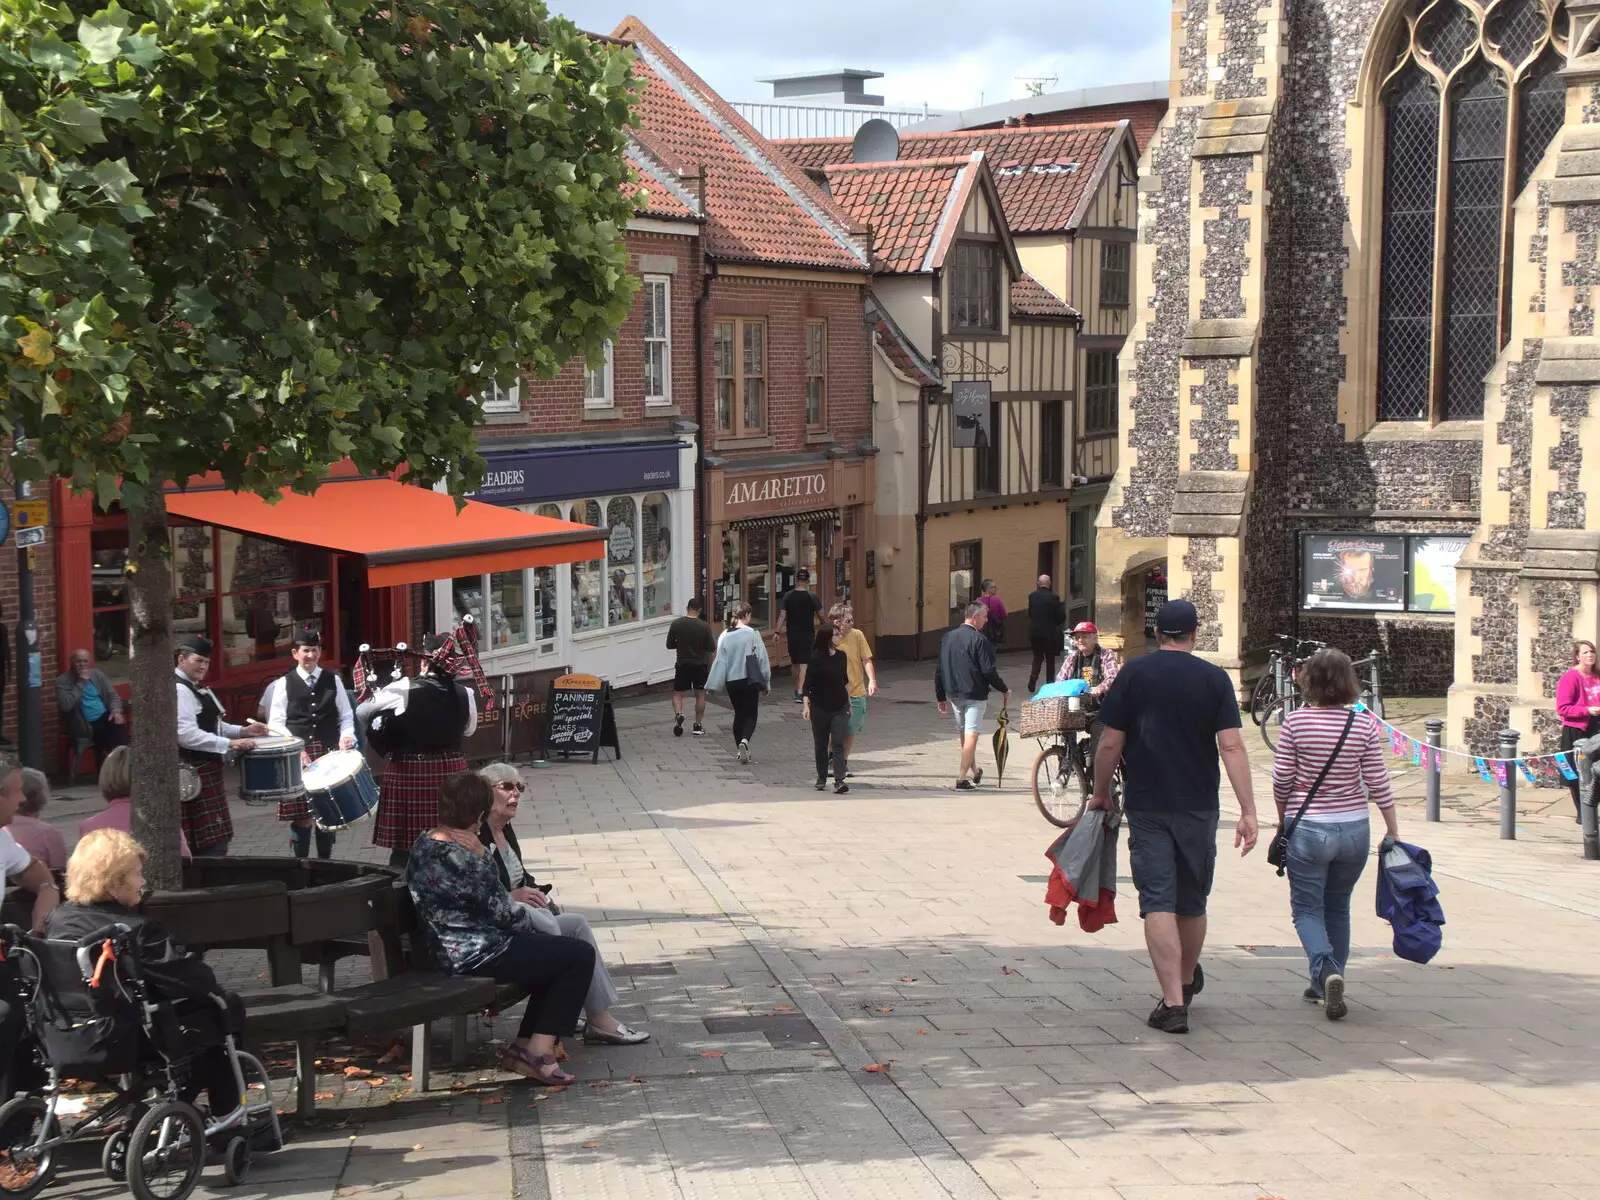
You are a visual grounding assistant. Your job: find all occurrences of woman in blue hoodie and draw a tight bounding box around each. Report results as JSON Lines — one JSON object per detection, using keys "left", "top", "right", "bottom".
{"left": 707, "top": 603, "right": 771, "bottom": 764}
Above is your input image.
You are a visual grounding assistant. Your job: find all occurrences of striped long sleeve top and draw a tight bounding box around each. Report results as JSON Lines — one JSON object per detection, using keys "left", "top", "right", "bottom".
{"left": 1270, "top": 706, "right": 1394, "bottom": 822}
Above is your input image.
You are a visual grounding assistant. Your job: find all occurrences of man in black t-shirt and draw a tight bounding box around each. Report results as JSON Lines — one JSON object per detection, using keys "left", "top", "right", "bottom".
{"left": 666, "top": 598, "right": 717, "bottom": 737}
{"left": 1091, "top": 599, "right": 1258, "bottom": 1036}
{"left": 775, "top": 570, "right": 823, "bottom": 704}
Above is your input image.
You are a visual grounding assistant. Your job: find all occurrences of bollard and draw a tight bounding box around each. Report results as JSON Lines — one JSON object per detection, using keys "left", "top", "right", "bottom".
{"left": 1498, "top": 728, "right": 1519, "bottom": 840}
{"left": 1369, "top": 650, "right": 1384, "bottom": 714}
{"left": 1577, "top": 735, "right": 1600, "bottom": 861}
{"left": 1424, "top": 719, "right": 1443, "bottom": 822}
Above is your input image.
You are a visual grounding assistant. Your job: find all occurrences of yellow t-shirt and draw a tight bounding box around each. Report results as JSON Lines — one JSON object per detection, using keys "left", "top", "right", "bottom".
{"left": 841, "top": 628, "right": 873, "bottom": 698}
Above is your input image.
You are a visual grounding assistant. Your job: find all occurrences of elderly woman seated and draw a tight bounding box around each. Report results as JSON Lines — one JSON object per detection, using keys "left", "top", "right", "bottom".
{"left": 46, "top": 829, "right": 241, "bottom": 1121}
{"left": 78, "top": 746, "right": 192, "bottom": 859}
{"left": 407, "top": 772, "right": 599, "bottom": 1085}
{"left": 477, "top": 763, "right": 648, "bottom": 1046}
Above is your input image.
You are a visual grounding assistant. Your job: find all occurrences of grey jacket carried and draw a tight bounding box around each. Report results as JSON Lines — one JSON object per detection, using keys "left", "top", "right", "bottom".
{"left": 55, "top": 668, "right": 123, "bottom": 740}
{"left": 706, "top": 624, "right": 772, "bottom": 693}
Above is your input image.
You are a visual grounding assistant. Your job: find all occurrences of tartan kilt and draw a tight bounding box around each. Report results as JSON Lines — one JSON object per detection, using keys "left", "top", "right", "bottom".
{"left": 374, "top": 751, "right": 466, "bottom": 851}
{"left": 277, "top": 739, "right": 328, "bottom": 824}
{"left": 183, "top": 760, "right": 233, "bottom": 854}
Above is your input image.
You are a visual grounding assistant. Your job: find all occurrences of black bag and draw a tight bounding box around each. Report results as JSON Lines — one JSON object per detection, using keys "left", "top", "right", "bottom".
{"left": 1267, "top": 709, "right": 1357, "bottom": 877}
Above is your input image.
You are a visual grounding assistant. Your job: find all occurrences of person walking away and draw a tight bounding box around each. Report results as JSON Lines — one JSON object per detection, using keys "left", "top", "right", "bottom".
{"left": 1026, "top": 577, "right": 1067, "bottom": 691}
{"left": 978, "top": 579, "right": 1008, "bottom": 648}
{"left": 1557, "top": 640, "right": 1600, "bottom": 822}
{"left": 775, "top": 570, "right": 822, "bottom": 704}
{"left": 1091, "top": 599, "right": 1258, "bottom": 1034}
{"left": 1057, "top": 621, "right": 1119, "bottom": 771}
{"left": 831, "top": 603, "right": 877, "bottom": 774}
{"left": 1271, "top": 649, "right": 1398, "bottom": 1020}
{"left": 55, "top": 649, "right": 127, "bottom": 770}
{"left": 268, "top": 626, "right": 356, "bottom": 859}
{"left": 803, "top": 625, "right": 852, "bottom": 793}
{"left": 934, "top": 602, "right": 1010, "bottom": 790}
{"left": 707, "top": 604, "right": 771, "bottom": 764}
{"left": 666, "top": 598, "right": 716, "bottom": 738}
{"left": 175, "top": 634, "right": 270, "bottom": 856}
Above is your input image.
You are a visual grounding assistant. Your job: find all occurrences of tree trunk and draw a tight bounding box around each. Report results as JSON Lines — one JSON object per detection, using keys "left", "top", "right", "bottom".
{"left": 127, "top": 481, "right": 184, "bottom": 890}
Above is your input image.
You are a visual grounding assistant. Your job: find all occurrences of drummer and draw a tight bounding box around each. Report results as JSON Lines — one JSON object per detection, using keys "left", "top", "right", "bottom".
{"left": 175, "top": 634, "right": 270, "bottom": 856}
{"left": 267, "top": 626, "right": 356, "bottom": 859}
{"left": 357, "top": 633, "right": 476, "bottom": 868}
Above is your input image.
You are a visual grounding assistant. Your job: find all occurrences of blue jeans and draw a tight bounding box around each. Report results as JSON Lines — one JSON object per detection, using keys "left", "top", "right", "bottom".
{"left": 1286, "top": 818, "right": 1370, "bottom": 994}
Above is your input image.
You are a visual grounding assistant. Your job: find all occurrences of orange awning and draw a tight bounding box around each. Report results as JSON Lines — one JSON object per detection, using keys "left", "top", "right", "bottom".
{"left": 165, "top": 477, "right": 608, "bottom": 587}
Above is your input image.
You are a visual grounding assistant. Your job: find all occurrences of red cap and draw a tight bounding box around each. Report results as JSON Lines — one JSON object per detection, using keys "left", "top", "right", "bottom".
{"left": 1072, "top": 621, "right": 1098, "bottom": 634}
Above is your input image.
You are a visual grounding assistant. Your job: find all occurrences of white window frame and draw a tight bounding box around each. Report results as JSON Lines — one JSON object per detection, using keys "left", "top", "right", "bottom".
{"left": 643, "top": 275, "right": 672, "bottom": 407}
{"left": 473, "top": 364, "right": 521, "bottom": 415}
{"left": 584, "top": 341, "right": 614, "bottom": 409}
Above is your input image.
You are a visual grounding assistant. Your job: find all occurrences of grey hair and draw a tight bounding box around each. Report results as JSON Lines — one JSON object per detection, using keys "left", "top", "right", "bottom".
{"left": 0, "top": 751, "right": 17, "bottom": 780}
{"left": 980, "top": 578, "right": 996, "bottom": 592}
{"left": 18, "top": 768, "right": 49, "bottom": 816}
{"left": 964, "top": 601, "right": 989, "bottom": 622}
{"left": 477, "top": 761, "right": 522, "bottom": 788}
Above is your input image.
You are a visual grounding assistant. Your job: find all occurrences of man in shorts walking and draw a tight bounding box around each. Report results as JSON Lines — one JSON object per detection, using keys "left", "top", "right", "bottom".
{"left": 831, "top": 603, "right": 877, "bottom": 773}
{"left": 775, "top": 570, "right": 823, "bottom": 704}
{"left": 1090, "top": 599, "right": 1258, "bottom": 1034}
{"left": 934, "top": 602, "right": 1010, "bottom": 790}
{"left": 665, "top": 598, "right": 716, "bottom": 736}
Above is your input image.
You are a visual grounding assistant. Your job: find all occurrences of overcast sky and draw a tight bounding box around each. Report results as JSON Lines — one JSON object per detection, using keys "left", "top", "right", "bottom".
{"left": 551, "top": 2, "right": 1171, "bottom": 113}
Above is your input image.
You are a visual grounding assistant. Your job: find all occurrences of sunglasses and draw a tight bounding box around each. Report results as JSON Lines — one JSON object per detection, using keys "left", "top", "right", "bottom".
{"left": 495, "top": 781, "right": 526, "bottom": 793}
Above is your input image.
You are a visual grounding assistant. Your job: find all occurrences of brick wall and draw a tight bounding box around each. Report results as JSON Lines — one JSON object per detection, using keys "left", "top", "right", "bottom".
{"left": 0, "top": 482, "right": 60, "bottom": 771}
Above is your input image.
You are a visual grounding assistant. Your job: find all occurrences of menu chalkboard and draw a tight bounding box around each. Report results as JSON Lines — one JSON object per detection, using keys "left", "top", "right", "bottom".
{"left": 541, "top": 673, "right": 622, "bottom": 763}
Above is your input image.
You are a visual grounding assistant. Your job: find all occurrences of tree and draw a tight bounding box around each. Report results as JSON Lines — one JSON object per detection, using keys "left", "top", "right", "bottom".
{"left": 1, "top": 0, "right": 640, "bottom": 884}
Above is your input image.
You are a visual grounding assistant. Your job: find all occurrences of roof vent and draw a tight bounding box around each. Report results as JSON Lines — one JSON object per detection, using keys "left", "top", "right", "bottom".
{"left": 852, "top": 118, "right": 901, "bottom": 164}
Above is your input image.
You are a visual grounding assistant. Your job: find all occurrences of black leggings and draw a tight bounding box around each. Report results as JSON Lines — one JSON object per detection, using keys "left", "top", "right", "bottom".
{"left": 473, "top": 932, "right": 596, "bottom": 1040}
{"left": 726, "top": 679, "right": 763, "bottom": 745}
{"left": 810, "top": 706, "right": 849, "bottom": 784}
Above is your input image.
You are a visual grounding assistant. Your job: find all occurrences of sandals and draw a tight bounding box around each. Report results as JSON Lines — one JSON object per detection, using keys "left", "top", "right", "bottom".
{"left": 502, "top": 1044, "right": 575, "bottom": 1085}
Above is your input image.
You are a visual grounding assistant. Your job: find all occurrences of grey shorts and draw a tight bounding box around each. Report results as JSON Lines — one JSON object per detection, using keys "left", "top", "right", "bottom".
{"left": 950, "top": 698, "right": 987, "bottom": 735}
{"left": 1126, "top": 809, "right": 1220, "bottom": 918}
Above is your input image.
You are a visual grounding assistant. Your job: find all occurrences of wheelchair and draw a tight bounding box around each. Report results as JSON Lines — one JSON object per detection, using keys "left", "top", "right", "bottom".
{"left": 0, "top": 923, "right": 281, "bottom": 1200}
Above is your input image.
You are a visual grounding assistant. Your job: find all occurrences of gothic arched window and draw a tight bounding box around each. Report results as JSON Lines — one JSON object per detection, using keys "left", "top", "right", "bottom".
{"left": 1376, "top": 0, "right": 1569, "bottom": 422}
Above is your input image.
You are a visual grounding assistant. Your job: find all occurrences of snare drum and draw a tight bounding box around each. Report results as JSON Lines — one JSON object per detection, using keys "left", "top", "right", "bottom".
{"left": 238, "top": 736, "right": 305, "bottom": 803}
{"left": 304, "top": 750, "right": 380, "bottom": 831}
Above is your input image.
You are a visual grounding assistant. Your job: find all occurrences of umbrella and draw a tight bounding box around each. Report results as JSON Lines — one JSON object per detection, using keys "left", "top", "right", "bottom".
{"left": 992, "top": 709, "right": 1010, "bottom": 784}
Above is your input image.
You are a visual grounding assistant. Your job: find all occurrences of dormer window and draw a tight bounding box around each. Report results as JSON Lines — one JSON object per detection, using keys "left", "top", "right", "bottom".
{"left": 951, "top": 242, "right": 1000, "bottom": 332}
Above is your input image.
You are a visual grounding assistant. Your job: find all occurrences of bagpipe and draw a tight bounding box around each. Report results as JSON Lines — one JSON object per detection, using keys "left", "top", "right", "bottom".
{"left": 352, "top": 614, "right": 497, "bottom": 716}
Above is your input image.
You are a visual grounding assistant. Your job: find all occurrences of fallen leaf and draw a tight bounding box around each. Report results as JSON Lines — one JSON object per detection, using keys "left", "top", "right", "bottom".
{"left": 412, "top": 1144, "right": 424, "bottom": 1151}
{"left": 482, "top": 1096, "right": 505, "bottom": 1104}
{"left": 344, "top": 1066, "right": 372, "bottom": 1078}
{"left": 873, "top": 1006, "right": 894, "bottom": 1013}
{"left": 686, "top": 1070, "right": 698, "bottom": 1076}
{"left": 582, "top": 1142, "right": 599, "bottom": 1149}
{"left": 899, "top": 977, "right": 917, "bottom": 983}
{"left": 549, "top": 1085, "right": 568, "bottom": 1093}
{"left": 365, "top": 1078, "right": 386, "bottom": 1087}
{"left": 629, "top": 1075, "right": 647, "bottom": 1083}
{"left": 862, "top": 1063, "right": 891, "bottom": 1073}
{"left": 1001, "top": 967, "right": 1016, "bottom": 975}
{"left": 699, "top": 1051, "right": 725, "bottom": 1058}
{"left": 774, "top": 1005, "right": 794, "bottom": 1012}
{"left": 588, "top": 1081, "right": 611, "bottom": 1088}
{"left": 314, "top": 1093, "right": 336, "bottom": 1101}
{"left": 916, "top": 1029, "right": 929, "bottom": 1035}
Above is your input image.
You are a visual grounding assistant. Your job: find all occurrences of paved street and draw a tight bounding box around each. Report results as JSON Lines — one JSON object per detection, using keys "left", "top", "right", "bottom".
{"left": 34, "top": 654, "right": 1600, "bottom": 1199}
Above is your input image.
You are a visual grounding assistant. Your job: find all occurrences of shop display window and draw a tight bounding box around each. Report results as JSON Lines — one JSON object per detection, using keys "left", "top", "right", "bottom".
{"left": 607, "top": 497, "right": 639, "bottom": 626}
{"left": 641, "top": 494, "right": 672, "bottom": 619}
{"left": 570, "top": 500, "right": 605, "bottom": 631}
{"left": 745, "top": 529, "right": 772, "bottom": 628}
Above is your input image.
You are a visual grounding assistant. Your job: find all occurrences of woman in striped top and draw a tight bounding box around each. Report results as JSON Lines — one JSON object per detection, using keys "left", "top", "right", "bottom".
{"left": 1271, "top": 649, "right": 1399, "bottom": 1020}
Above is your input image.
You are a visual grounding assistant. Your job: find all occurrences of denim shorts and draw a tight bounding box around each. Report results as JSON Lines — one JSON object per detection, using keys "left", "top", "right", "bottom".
{"left": 950, "top": 698, "right": 987, "bottom": 735}
{"left": 1126, "top": 809, "right": 1220, "bottom": 918}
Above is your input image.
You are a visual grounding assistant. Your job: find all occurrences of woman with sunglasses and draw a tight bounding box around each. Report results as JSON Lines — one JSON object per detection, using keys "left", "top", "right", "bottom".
{"left": 477, "top": 762, "right": 648, "bottom": 1045}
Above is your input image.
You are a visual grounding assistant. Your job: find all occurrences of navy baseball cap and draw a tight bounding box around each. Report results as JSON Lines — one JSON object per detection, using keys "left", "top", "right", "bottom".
{"left": 1156, "top": 599, "right": 1198, "bottom": 636}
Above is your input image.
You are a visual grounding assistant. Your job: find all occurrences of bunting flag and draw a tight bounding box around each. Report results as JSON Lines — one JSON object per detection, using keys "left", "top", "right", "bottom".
{"left": 1473, "top": 757, "right": 1495, "bottom": 784}
{"left": 1411, "top": 740, "right": 1422, "bottom": 766}
{"left": 1518, "top": 759, "right": 1538, "bottom": 784}
{"left": 1491, "top": 760, "right": 1508, "bottom": 787}
{"left": 1558, "top": 754, "right": 1580, "bottom": 781}
{"left": 1433, "top": 748, "right": 1445, "bottom": 774}
{"left": 1390, "top": 729, "right": 1406, "bottom": 756}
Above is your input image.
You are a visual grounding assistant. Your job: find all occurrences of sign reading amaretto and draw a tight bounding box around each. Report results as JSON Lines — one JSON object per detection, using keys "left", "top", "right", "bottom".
{"left": 724, "top": 469, "right": 831, "bottom": 514}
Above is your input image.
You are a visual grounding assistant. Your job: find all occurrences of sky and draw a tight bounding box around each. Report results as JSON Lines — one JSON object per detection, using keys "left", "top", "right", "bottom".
{"left": 550, "top": 1, "right": 1172, "bottom": 114}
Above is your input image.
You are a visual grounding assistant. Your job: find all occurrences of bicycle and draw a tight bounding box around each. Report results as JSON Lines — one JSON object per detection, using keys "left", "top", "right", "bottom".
{"left": 1248, "top": 634, "right": 1327, "bottom": 726}
{"left": 1029, "top": 707, "right": 1124, "bottom": 827}
{"left": 1260, "top": 646, "right": 1386, "bottom": 751}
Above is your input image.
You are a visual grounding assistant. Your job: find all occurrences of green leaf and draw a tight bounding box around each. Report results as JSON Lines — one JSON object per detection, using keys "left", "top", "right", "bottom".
{"left": 79, "top": 9, "right": 132, "bottom": 64}
{"left": 91, "top": 158, "right": 139, "bottom": 204}
{"left": 43, "top": 99, "right": 106, "bottom": 148}
{"left": 28, "top": 36, "right": 79, "bottom": 77}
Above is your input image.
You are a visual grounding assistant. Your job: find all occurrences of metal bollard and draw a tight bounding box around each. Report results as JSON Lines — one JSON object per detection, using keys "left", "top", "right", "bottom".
{"left": 1424, "top": 719, "right": 1443, "bottom": 822}
{"left": 1369, "top": 650, "right": 1384, "bottom": 714}
{"left": 1579, "top": 737, "right": 1600, "bottom": 861}
{"left": 1498, "top": 728, "right": 1519, "bottom": 840}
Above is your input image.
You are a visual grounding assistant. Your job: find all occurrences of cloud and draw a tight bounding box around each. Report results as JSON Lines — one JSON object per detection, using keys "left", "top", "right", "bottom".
{"left": 552, "top": 1, "right": 1170, "bottom": 110}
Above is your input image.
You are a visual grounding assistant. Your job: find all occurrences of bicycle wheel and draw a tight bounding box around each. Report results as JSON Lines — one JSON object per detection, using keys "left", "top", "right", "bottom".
{"left": 1032, "top": 743, "right": 1087, "bottom": 828}
{"left": 0, "top": 1096, "right": 56, "bottom": 1200}
{"left": 1249, "top": 671, "right": 1278, "bottom": 727}
{"left": 1261, "top": 697, "right": 1289, "bottom": 752}
{"left": 127, "top": 1100, "right": 206, "bottom": 1200}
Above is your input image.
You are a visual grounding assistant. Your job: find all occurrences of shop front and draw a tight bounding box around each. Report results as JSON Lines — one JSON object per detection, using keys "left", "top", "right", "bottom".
{"left": 441, "top": 437, "right": 696, "bottom": 688}
{"left": 705, "top": 457, "right": 876, "bottom": 663}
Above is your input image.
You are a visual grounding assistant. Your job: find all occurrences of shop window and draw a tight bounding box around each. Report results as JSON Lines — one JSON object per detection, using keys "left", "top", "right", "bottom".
{"left": 607, "top": 496, "right": 639, "bottom": 626}
{"left": 1085, "top": 350, "right": 1118, "bottom": 435}
{"left": 91, "top": 527, "right": 131, "bottom": 683}
{"left": 745, "top": 528, "right": 772, "bottom": 628}
{"left": 949, "top": 540, "right": 981, "bottom": 626}
{"left": 951, "top": 242, "right": 999, "bottom": 332}
{"left": 775, "top": 524, "right": 798, "bottom": 597}
{"left": 641, "top": 493, "right": 673, "bottom": 619}
{"left": 805, "top": 319, "right": 826, "bottom": 428}
{"left": 530, "top": 565, "right": 557, "bottom": 642}
{"left": 171, "top": 524, "right": 214, "bottom": 601}
{"left": 218, "top": 531, "right": 331, "bottom": 665}
{"left": 719, "top": 529, "right": 744, "bottom": 621}
{"left": 1039, "top": 399, "right": 1064, "bottom": 488}
{"left": 643, "top": 276, "right": 672, "bottom": 406}
{"left": 1099, "top": 241, "right": 1130, "bottom": 307}
{"left": 451, "top": 576, "right": 487, "bottom": 634}
{"left": 713, "top": 318, "right": 766, "bottom": 435}
{"left": 570, "top": 500, "right": 605, "bottom": 631}
{"left": 454, "top": 573, "right": 527, "bottom": 650}
{"left": 473, "top": 363, "right": 521, "bottom": 415}
{"left": 975, "top": 401, "right": 1002, "bottom": 494}
{"left": 584, "top": 341, "right": 613, "bottom": 408}
{"left": 535, "top": 503, "right": 562, "bottom": 520}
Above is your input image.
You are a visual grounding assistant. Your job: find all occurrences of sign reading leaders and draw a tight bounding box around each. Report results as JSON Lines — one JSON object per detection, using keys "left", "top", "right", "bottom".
{"left": 1408, "top": 535, "right": 1469, "bottom": 613}
{"left": 1302, "top": 534, "right": 1405, "bottom": 611}
{"left": 951, "top": 380, "right": 992, "bottom": 449}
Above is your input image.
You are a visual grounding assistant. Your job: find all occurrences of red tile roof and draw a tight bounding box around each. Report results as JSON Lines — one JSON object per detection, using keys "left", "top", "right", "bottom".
{"left": 778, "top": 123, "right": 1125, "bottom": 234}
{"left": 968, "top": 100, "right": 1167, "bottom": 153}
{"left": 822, "top": 156, "right": 974, "bottom": 274}
{"left": 612, "top": 17, "right": 868, "bottom": 272}
{"left": 1011, "top": 272, "right": 1079, "bottom": 320}
{"left": 866, "top": 296, "right": 941, "bottom": 387}
{"left": 627, "top": 138, "right": 701, "bottom": 222}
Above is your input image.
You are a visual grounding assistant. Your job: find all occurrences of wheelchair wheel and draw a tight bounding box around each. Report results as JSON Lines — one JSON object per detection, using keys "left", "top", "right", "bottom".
{"left": 127, "top": 1100, "right": 206, "bottom": 1200}
{"left": 0, "top": 1095, "right": 56, "bottom": 1199}
{"left": 222, "top": 1135, "right": 250, "bottom": 1186}
{"left": 1032, "top": 743, "right": 1087, "bottom": 828}
{"left": 102, "top": 1130, "right": 129, "bottom": 1182}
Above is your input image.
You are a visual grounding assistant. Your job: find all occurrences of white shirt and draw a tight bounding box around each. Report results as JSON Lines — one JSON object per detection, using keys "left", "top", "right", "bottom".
{"left": 356, "top": 675, "right": 478, "bottom": 738}
{"left": 266, "top": 666, "right": 355, "bottom": 742}
{"left": 0, "top": 829, "right": 33, "bottom": 891}
{"left": 175, "top": 667, "right": 243, "bottom": 755}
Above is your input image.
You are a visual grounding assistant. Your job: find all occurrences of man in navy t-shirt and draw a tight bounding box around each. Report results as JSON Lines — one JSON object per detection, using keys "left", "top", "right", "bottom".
{"left": 1090, "top": 599, "right": 1258, "bottom": 1035}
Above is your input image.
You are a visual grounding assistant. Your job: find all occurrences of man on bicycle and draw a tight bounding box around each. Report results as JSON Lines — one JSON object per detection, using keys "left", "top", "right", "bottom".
{"left": 1056, "top": 622, "right": 1119, "bottom": 775}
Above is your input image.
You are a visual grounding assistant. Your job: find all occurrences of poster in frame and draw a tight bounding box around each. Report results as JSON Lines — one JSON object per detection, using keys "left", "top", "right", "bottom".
{"left": 1406, "top": 534, "right": 1469, "bottom": 614}
{"left": 1301, "top": 533, "right": 1406, "bottom": 611}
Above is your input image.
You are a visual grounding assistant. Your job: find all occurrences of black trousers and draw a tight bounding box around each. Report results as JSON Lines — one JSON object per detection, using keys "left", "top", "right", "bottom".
{"left": 89, "top": 715, "right": 128, "bottom": 755}
{"left": 290, "top": 825, "right": 337, "bottom": 859}
{"left": 473, "top": 932, "right": 597, "bottom": 1040}
{"left": 726, "top": 679, "right": 763, "bottom": 745}
{"left": 810, "top": 706, "right": 849, "bottom": 785}
{"left": 1563, "top": 722, "right": 1598, "bottom": 818}
{"left": 1028, "top": 639, "right": 1059, "bottom": 689}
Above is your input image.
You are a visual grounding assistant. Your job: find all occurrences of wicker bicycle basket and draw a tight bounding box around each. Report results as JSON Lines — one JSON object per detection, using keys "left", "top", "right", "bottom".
{"left": 1018, "top": 697, "right": 1091, "bottom": 737}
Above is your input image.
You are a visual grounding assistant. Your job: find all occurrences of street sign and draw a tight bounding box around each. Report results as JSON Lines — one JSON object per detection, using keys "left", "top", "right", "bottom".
{"left": 13, "top": 500, "right": 46, "bottom": 529}
{"left": 15, "top": 527, "right": 45, "bottom": 548}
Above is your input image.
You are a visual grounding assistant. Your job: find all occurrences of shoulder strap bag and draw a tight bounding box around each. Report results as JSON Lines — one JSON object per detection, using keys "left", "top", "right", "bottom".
{"left": 1267, "top": 708, "right": 1358, "bottom": 877}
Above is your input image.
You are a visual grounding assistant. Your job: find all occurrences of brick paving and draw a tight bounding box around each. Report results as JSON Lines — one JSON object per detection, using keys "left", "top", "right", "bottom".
{"left": 33, "top": 654, "right": 1600, "bottom": 1198}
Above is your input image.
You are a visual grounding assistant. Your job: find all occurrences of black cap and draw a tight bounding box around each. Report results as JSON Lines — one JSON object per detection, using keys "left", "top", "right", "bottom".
{"left": 175, "top": 634, "right": 213, "bottom": 658}
{"left": 292, "top": 626, "right": 322, "bottom": 647}
{"left": 1156, "top": 599, "right": 1199, "bottom": 636}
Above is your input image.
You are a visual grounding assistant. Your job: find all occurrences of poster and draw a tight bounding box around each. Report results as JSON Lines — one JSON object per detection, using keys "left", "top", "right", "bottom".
{"left": 1143, "top": 567, "right": 1167, "bottom": 635}
{"left": 951, "top": 380, "right": 992, "bottom": 449}
{"left": 1302, "top": 534, "right": 1405, "bottom": 611}
{"left": 1408, "top": 535, "right": 1469, "bottom": 613}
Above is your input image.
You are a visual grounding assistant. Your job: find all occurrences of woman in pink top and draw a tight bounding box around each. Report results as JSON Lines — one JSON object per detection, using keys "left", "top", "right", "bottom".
{"left": 1271, "top": 649, "right": 1399, "bottom": 1021}
{"left": 978, "top": 580, "right": 1007, "bottom": 645}
{"left": 1556, "top": 640, "right": 1600, "bottom": 821}
{"left": 77, "top": 747, "right": 191, "bottom": 860}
